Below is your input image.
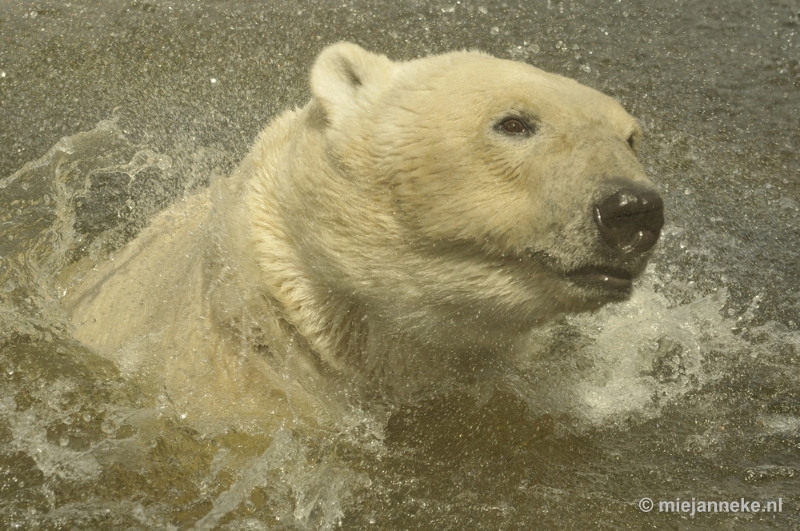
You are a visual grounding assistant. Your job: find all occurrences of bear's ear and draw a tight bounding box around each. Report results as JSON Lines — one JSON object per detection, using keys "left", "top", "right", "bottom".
{"left": 310, "top": 42, "right": 395, "bottom": 126}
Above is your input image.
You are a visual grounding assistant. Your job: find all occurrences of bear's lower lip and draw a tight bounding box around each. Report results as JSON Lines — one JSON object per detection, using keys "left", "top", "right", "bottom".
{"left": 566, "top": 267, "right": 633, "bottom": 295}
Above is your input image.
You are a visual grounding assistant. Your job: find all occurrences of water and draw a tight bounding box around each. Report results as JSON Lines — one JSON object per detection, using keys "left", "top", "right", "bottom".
{"left": 2, "top": 1, "right": 799, "bottom": 529}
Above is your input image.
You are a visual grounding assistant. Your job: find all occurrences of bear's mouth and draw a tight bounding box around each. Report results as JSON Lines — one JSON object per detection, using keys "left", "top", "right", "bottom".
{"left": 565, "top": 266, "right": 633, "bottom": 297}
{"left": 518, "top": 248, "right": 637, "bottom": 300}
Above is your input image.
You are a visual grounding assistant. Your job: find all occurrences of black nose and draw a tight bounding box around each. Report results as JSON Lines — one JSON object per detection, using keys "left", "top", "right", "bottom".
{"left": 593, "top": 185, "right": 664, "bottom": 253}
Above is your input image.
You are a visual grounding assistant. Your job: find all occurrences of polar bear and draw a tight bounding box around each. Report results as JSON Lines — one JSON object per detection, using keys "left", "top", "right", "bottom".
{"left": 63, "top": 42, "right": 663, "bottom": 432}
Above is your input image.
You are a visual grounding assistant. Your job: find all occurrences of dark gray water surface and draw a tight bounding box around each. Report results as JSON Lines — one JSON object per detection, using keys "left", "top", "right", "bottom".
{"left": 2, "top": 1, "right": 799, "bottom": 529}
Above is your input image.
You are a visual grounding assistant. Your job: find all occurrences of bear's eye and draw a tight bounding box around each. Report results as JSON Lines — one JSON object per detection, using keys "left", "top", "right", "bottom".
{"left": 499, "top": 118, "right": 531, "bottom": 135}
{"left": 626, "top": 134, "right": 636, "bottom": 149}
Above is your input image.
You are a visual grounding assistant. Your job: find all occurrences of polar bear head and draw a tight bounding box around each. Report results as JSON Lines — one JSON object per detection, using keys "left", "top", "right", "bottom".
{"left": 275, "top": 42, "right": 663, "bottom": 364}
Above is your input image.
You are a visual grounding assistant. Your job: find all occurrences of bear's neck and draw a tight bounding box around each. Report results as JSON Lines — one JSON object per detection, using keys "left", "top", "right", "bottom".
{"left": 211, "top": 107, "right": 529, "bottom": 399}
